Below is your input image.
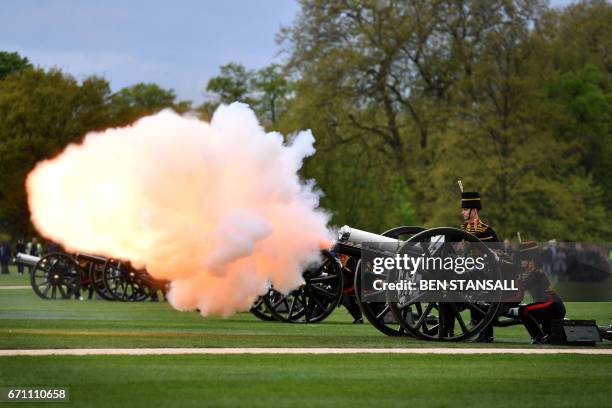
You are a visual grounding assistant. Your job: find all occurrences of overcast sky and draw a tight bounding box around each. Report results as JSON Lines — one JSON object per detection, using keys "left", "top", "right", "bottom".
{"left": 1, "top": 0, "right": 574, "bottom": 105}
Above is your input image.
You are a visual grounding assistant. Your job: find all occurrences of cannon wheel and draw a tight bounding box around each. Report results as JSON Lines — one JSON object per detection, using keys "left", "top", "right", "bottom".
{"left": 388, "top": 227, "right": 501, "bottom": 341}
{"left": 250, "top": 294, "right": 277, "bottom": 321}
{"left": 30, "top": 253, "right": 82, "bottom": 300}
{"left": 86, "top": 261, "right": 116, "bottom": 301}
{"left": 137, "top": 271, "right": 169, "bottom": 301}
{"left": 355, "top": 226, "right": 426, "bottom": 336}
{"left": 103, "top": 260, "right": 149, "bottom": 301}
{"left": 264, "top": 250, "right": 343, "bottom": 323}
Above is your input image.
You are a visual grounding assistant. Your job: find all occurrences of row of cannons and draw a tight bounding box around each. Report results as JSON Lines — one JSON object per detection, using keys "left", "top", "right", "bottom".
{"left": 15, "top": 225, "right": 612, "bottom": 342}
{"left": 15, "top": 252, "right": 167, "bottom": 302}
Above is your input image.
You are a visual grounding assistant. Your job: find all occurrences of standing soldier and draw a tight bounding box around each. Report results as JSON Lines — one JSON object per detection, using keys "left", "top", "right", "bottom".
{"left": 338, "top": 253, "right": 363, "bottom": 324}
{"left": 459, "top": 183, "right": 499, "bottom": 342}
{"left": 14, "top": 239, "right": 26, "bottom": 275}
{"left": 25, "top": 237, "right": 42, "bottom": 275}
{"left": 460, "top": 191, "right": 498, "bottom": 243}
{"left": 0, "top": 240, "right": 10, "bottom": 274}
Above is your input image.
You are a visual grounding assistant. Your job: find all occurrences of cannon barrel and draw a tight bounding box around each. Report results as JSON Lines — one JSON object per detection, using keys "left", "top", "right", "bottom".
{"left": 337, "top": 225, "right": 401, "bottom": 246}
{"left": 75, "top": 253, "right": 109, "bottom": 263}
{"left": 13, "top": 253, "right": 41, "bottom": 267}
{"left": 334, "top": 225, "right": 403, "bottom": 258}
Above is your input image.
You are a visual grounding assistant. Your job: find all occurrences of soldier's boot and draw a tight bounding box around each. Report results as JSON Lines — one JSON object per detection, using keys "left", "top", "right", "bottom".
{"left": 342, "top": 294, "right": 363, "bottom": 324}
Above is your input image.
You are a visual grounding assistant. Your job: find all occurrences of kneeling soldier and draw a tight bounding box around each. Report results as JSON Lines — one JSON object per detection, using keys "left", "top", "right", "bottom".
{"left": 509, "top": 241, "right": 566, "bottom": 344}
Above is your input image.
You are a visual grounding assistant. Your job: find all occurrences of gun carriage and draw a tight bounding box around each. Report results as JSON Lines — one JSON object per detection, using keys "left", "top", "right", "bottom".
{"left": 14, "top": 252, "right": 167, "bottom": 302}
{"left": 252, "top": 225, "right": 504, "bottom": 342}
{"left": 250, "top": 250, "right": 344, "bottom": 323}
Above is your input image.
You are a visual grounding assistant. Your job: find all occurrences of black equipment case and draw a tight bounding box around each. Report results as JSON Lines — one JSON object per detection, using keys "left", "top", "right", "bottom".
{"left": 549, "top": 319, "right": 601, "bottom": 346}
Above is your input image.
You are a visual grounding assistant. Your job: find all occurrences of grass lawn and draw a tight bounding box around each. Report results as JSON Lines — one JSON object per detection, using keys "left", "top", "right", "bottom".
{"left": 0, "top": 269, "right": 611, "bottom": 349}
{"left": 0, "top": 266, "right": 30, "bottom": 286}
{"left": 0, "top": 354, "right": 611, "bottom": 408}
{"left": 1, "top": 270, "right": 612, "bottom": 407}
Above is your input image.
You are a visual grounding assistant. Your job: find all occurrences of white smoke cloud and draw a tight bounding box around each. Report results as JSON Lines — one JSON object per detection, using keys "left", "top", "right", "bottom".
{"left": 26, "top": 103, "right": 332, "bottom": 316}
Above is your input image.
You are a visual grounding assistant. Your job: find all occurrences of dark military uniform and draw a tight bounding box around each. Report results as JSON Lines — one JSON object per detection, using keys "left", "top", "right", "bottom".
{"left": 459, "top": 191, "right": 499, "bottom": 342}
{"left": 515, "top": 241, "right": 566, "bottom": 343}
{"left": 336, "top": 253, "right": 363, "bottom": 323}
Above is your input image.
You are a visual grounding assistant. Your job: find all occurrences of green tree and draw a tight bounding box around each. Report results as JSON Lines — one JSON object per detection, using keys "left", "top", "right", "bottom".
{"left": 114, "top": 82, "right": 176, "bottom": 109}
{"left": 251, "top": 64, "right": 292, "bottom": 125}
{"left": 0, "top": 51, "right": 32, "bottom": 80}
{"left": 200, "top": 62, "right": 293, "bottom": 127}
{"left": 547, "top": 65, "right": 612, "bottom": 207}
{"left": 199, "top": 63, "right": 255, "bottom": 120}
{"left": 545, "top": 0, "right": 612, "bottom": 211}
{"left": 110, "top": 82, "right": 188, "bottom": 125}
{"left": 206, "top": 62, "right": 253, "bottom": 103}
{"left": 549, "top": 0, "right": 612, "bottom": 74}
{"left": 0, "top": 68, "right": 113, "bottom": 238}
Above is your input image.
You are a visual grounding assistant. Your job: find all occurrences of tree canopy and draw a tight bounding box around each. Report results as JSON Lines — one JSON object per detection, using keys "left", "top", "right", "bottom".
{"left": 0, "top": 51, "right": 32, "bottom": 80}
{"left": 199, "top": 63, "right": 293, "bottom": 127}
{"left": 274, "top": 0, "right": 611, "bottom": 241}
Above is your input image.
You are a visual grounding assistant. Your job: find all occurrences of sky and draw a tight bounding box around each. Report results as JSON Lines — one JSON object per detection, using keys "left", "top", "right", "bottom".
{"left": 1, "top": 0, "right": 574, "bottom": 105}
{"left": 0, "top": 0, "right": 300, "bottom": 104}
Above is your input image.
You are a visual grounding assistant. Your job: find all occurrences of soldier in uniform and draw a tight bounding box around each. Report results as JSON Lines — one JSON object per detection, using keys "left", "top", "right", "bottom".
{"left": 508, "top": 241, "right": 566, "bottom": 344}
{"left": 459, "top": 190, "right": 499, "bottom": 342}
{"left": 14, "top": 239, "right": 26, "bottom": 275}
{"left": 460, "top": 191, "right": 498, "bottom": 243}
{"left": 338, "top": 253, "right": 363, "bottom": 324}
{"left": 0, "top": 240, "right": 10, "bottom": 274}
{"left": 25, "top": 237, "right": 42, "bottom": 275}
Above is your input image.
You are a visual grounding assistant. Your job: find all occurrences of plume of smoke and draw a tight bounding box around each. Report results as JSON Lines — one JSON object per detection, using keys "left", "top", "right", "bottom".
{"left": 26, "top": 103, "right": 332, "bottom": 316}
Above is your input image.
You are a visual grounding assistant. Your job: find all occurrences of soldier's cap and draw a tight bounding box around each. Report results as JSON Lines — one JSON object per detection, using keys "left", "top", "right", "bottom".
{"left": 461, "top": 191, "right": 481, "bottom": 209}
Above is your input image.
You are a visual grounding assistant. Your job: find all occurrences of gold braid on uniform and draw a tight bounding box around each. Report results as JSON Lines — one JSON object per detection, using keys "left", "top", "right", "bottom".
{"left": 461, "top": 219, "right": 496, "bottom": 242}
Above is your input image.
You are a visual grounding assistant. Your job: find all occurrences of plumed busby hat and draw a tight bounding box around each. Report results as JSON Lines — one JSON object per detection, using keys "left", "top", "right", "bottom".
{"left": 461, "top": 191, "right": 482, "bottom": 209}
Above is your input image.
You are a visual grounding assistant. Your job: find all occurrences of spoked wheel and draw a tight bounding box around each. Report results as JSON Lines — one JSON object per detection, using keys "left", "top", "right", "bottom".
{"left": 30, "top": 253, "right": 82, "bottom": 300}
{"left": 263, "top": 288, "right": 306, "bottom": 322}
{"left": 103, "top": 260, "right": 149, "bottom": 301}
{"left": 135, "top": 270, "right": 169, "bottom": 301}
{"left": 87, "top": 261, "right": 116, "bottom": 301}
{"left": 264, "top": 250, "right": 343, "bottom": 323}
{"left": 250, "top": 294, "right": 277, "bottom": 321}
{"left": 389, "top": 227, "right": 501, "bottom": 341}
{"left": 355, "top": 226, "right": 425, "bottom": 336}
